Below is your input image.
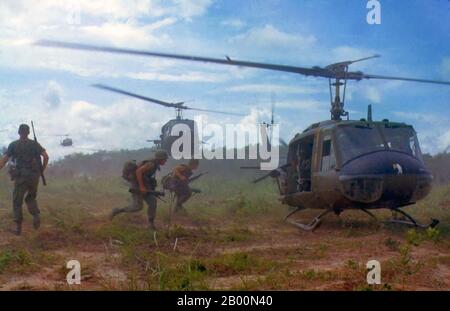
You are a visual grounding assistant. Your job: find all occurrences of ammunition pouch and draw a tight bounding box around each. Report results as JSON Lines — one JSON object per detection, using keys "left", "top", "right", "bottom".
{"left": 144, "top": 177, "right": 157, "bottom": 190}
{"left": 8, "top": 165, "right": 19, "bottom": 181}
{"left": 161, "top": 174, "right": 173, "bottom": 190}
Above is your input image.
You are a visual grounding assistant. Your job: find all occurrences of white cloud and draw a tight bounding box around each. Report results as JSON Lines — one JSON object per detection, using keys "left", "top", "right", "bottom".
{"left": 43, "top": 81, "right": 64, "bottom": 108}
{"left": 126, "top": 71, "right": 227, "bottom": 82}
{"left": 393, "top": 111, "right": 446, "bottom": 124}
{"left": 35, "top": 99, "right": 172, "bottom": 159}
{"left": 225, "top": 84, "right": 325, "bottom": 95}
{"left": 169, "top": 0, "right": 213, "bottom": 21}
{"left": 365, "top": 86, "right": 381, "bottom": 104}
{"left": 230, "top": 24, "right": 316, "bottom": 49}
{"left": 0, "top": 0, "right": 213, "bottom": 77}
{"left": 79, "top": 21, "right": 173, "bottom": 47}
{"left": 221, "top": 19, "right": 246, "bottom": 29}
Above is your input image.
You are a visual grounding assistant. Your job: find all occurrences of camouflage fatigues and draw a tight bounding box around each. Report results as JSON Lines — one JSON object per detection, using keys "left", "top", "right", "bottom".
{"left": 298, "top": 158, "right": 311, "bottom": 192}
{"left": 168, "top": 164, "right": 193, "bottom": 211}
{"left": 112, "top": 160, "right": 160, "bottom": 225}
{"left": 6, "top": 139, "right": 45, "bottom": 224}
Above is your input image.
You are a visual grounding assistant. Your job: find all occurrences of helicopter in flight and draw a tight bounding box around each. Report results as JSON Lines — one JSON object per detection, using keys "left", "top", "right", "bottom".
{"left": 36, "top": 40, "right": 450, "bottom": 230}
{"left": 42, "top": 134, "right": 74, "bottom": 147}
{"left": 59, "top": 135, "right": 73, "bottom": 147}
{"left": 261, "top": 94, "right": 288, "bottom": 149}
{"left": 91, "top": 83, "right": 244, "bottom": 157}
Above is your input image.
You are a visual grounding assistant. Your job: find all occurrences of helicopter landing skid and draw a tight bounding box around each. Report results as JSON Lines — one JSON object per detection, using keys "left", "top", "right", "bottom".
{"left": 284, "top": 208, "right": 332, "bottom": 231}
{"left": 387, "top": 208, "right": 439, "bottom": 229}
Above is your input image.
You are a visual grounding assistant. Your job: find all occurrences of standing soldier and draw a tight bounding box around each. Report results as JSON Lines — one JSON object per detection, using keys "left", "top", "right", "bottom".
{"left": 166, "top": 159, "right": 200, "bottom": 212}
{"left": 298, "top": 145, "right": 312, "bottom": 192}
{"left": 110, "top": 150, "right": 168, "bottom": 231}
{"left": 0, "top": 124, "right": 49, "bottom": 235}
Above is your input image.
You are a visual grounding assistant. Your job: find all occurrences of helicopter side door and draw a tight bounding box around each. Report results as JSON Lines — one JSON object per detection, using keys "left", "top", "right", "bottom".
{"left": 297, "top": 134, "right": 315, "bottom": 192}
{"left": 281, "top": 132, "right": 320, "bottom": 208}
{"left": 313, "top": 129, "right": 340, "bottom": 207}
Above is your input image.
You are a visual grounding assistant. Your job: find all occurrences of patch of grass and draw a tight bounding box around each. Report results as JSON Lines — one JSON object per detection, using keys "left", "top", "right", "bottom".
{"left": 384, "top": 237, "right": 401, "bottom": 251}
{"left": 0, "top": 249, "right": 32, "bottom": 274}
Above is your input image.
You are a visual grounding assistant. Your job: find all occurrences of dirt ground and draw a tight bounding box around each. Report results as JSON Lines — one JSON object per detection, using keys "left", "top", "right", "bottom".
{"left": 0, "top": 206, "right": 448, "bottom": 291}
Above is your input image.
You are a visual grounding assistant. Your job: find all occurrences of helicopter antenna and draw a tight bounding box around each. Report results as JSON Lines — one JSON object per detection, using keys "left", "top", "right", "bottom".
{"left": 367, "top": 104, "right": 373, "bottom": 122}
{"left": 270, "top": 93, "right": 275, "bottom": 145}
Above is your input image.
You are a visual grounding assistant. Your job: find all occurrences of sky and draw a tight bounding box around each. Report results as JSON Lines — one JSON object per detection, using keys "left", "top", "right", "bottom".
{"left": 0, "top": 0, "right": 449, "bottom": 159}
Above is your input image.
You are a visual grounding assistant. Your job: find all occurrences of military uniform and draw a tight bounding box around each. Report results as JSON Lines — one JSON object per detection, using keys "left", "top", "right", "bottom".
{"left": 5, "top": 139, "right": 44, "bottom": 225}
{"left": 168, "top": 164, "right": 193, "bottom": 212}
{"left": 298, "top": 158, "right": 311, "bottom": 192}
{"left": 111, "top": 160, "right": 160, "bottom": 226}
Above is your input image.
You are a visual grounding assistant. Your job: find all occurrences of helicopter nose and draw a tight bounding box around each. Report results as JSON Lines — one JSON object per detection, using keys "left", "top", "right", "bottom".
{"left": 339, "top": 150, "right": 432, "bottom": 204}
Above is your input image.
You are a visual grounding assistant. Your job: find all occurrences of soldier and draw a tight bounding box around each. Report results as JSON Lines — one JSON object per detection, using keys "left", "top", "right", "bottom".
{"left": 298, "top": 145, "right": 312, "bottom": 192}
{"left": 168, "top": 159, "right": 199, "bottom": 212}
{"left": 110, "top": 150, "right": 168, "bottom": 231}
{"left": 0, "top": 124, "right": 49, "bottom": 235}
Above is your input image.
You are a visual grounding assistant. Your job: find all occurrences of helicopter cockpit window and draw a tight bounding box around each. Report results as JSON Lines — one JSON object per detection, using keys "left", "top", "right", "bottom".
{"left": 336, "top": 126, "right": 385, "bottom": 164}
{"left": 321, "top": 136, "right": 336, "bottom": 171}
{"left": 381, "top": 126, "right": 423, "bottom": 160}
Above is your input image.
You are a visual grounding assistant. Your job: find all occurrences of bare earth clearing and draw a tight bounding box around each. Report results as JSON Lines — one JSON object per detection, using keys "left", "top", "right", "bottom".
{"left": 0, "top": 177, "right": 449, "bottom": 291}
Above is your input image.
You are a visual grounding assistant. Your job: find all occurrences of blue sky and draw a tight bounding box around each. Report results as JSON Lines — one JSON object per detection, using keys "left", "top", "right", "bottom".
{"left": 0, "top": 0, "right": 449, "bottom": 159}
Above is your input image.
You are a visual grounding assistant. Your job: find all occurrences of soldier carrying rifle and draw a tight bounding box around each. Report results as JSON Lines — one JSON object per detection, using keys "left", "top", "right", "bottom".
{"left": 110, "top": 150, "right": 168, "bottom": 231}
{"left": 0, "top": 124, "right": 49, "bottom": 236}
{"left": 162, "top": 159, "right": 204, "bottom": 212}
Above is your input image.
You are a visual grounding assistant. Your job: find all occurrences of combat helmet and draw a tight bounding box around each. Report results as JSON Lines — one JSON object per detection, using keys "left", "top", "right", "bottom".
{"left": 153, "top": 150, "right": 169, "bottom": 161}
{"left": 188, "top": 159, "right": 200, "bottom": 167}
{"left": 18, "top": 124, "right": 30, "bottom": 134}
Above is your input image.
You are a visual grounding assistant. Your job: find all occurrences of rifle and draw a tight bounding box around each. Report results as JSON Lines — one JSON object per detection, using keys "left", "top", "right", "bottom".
{"left": 252, "top": 163, "right": 291, "bottom": 184}
{"left": 129, "top": 188, "right": 166, "bottom": 201}
{"left": 189, "top": 171, "right": 208, "bottom": 183}
{"left": 31, "top": 121, "right": 47, "bottom": 186}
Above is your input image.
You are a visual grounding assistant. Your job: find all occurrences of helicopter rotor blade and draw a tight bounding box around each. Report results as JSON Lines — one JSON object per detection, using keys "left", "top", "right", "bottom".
{"left": 326, "top": 54, "right": 381, "bottom": 69}
{"left": 36, "top": 40, "right": 450, "bottom": 86}
{"left": 92, "top": 84, "right": 180, "bottom": 108}
{"left": 36, "top": 40, "right": 321, "bottom": 76}
{"left": 360, "top": 74, "right": 450, "bottom": 86}
{"left": 185, "top": 107, "right": 245, "bottom": 116}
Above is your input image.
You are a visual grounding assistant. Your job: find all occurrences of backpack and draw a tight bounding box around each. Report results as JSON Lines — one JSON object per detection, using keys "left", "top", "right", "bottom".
{"left": 122, "top": 160, "right": 155, "bottom": 182}
{"left": 122, "top": 160, "right": 138, "bottom": 182}
{"left": 161, "top": 173, "right": 173, "bottom": 190}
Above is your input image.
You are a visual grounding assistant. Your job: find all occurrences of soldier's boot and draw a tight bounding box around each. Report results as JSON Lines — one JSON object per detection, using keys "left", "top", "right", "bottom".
{"left": 174, "top": 203, "right": 183, "bottom": 213}
{"left": 33, "top": 214, "right": 41, "bottom": 230}
{"left": 10, "top": 222, "right": 22, "bottom": 236}
{"left": 148, "top": 221, "right": 157, "bottom": 232}
{"left": 110, "top": 208, "right": 123, "bottom": 220}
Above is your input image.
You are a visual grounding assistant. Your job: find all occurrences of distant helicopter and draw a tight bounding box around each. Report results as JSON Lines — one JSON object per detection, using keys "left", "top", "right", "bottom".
{"left": 261, "top": 94, "right": 288, "bottom": 149}
{"left": 43, "top": 134, "right": 73, "bottom": 147}
{"left": 37, "top": 40, "right": 450, "bottom": 230}
{"left": 59, "top": 135, "right": 73, "bottom": 147}
{"left": 92, "top": 84, "right": 244, "bottom": 157}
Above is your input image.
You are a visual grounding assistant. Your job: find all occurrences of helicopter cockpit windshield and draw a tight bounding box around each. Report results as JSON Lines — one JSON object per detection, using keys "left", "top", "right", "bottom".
{"left": 336, "top": 124, "right": 422, "bottom": 165}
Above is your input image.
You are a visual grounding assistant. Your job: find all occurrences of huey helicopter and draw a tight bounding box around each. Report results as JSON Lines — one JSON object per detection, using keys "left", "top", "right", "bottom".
{"left": 59, "top": 135, "right": 73, "bottom": 147}
{"left": 42, "top": 134, "right": 74, "bottom": 147}
{"left": 91, "top": 83, "right": 244, "bottom": 156}
{"left": 36, "top": 40, "right": 450, "bottom": 230}
{"left": 261, "top": 94, "right": 288, "bottom": 149}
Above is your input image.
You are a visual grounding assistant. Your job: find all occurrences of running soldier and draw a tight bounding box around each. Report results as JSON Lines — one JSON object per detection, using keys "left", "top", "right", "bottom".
{"left": 0, "top": 124, "right": 49, "bottom": 235}
{"left": 164, "top": 159, "right": 200, "bottom": 212}
{"left": 110, "top": 150, "right": 168, "bottom": 231}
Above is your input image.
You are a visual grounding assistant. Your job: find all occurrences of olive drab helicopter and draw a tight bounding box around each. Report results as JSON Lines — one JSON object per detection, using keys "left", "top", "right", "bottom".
{"left": 91, "top": 83, "right": 243, "bottom": 157}
{"left": 59, "top": 135, "right": 73, "bottom": 147}
{"left": 37, "top": 40, "right": 450, "bottom": 230}
{"left": 42, "top": 134, "right": 73, "bottom": 147}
